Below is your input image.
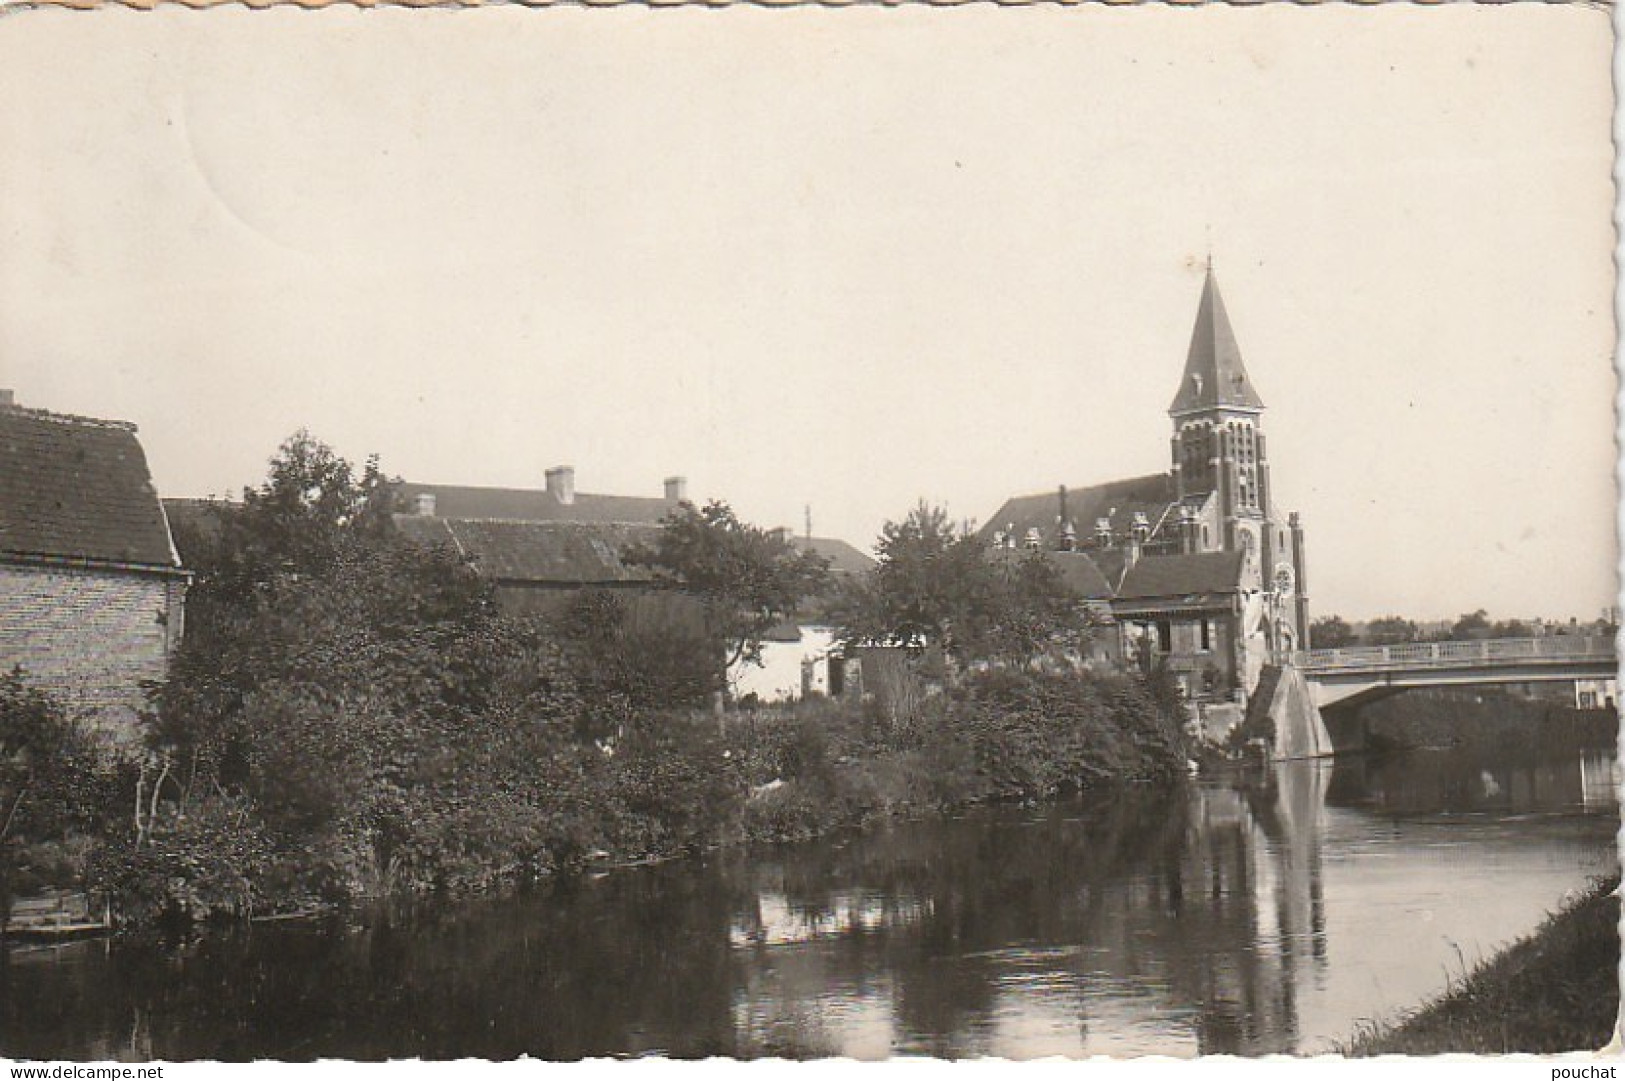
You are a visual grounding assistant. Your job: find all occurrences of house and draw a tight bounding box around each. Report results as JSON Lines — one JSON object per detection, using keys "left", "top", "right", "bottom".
{"left": 0, "top": 394, "right": 188, "bottom": 740}
{"left": 397, "top": 466, "right": 687, "bottom": 527}
{"left": 732, "top": 534, "right": 877, "bottom": 703}
{"left": 397, "top": 468, "right": 872, "bottom": 703}
{"left": 981, "top": 267, "right": 1310, "bottom": 714}
{"left": 391, "top": 466, "right": 683, "bottom": 616}
{"left": 394, "top": 516, "right": 666, "bottom": 617}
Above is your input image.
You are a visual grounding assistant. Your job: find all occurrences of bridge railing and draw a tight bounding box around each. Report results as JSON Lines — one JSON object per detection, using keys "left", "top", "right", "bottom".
{"left": 1290, "top": 635, "right": 1616, "bottom": 673}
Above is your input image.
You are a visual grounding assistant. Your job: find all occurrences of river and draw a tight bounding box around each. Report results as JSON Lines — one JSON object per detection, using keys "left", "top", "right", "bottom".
{"left": 2, "top": 745, "right": 1616, "bottom": 1060}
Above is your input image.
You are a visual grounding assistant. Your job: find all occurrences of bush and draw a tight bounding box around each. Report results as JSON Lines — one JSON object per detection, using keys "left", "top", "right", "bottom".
{"left": 0, "top": 672, "right": 132, "bottom": 918}
{"left": 950, "top": 667, "right": 1188, "bottom": 796}
{"left": 94, "top": 795, "right": 275, "bottom": 929}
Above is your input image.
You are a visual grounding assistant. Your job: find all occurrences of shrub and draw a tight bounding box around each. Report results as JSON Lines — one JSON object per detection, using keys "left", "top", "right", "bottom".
{"left": 94, "top": 794, "right": 275, "bottom": 929}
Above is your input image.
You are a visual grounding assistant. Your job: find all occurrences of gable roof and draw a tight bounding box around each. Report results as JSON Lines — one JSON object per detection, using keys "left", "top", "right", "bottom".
{"left": 979, "top": 473, "right": 1178, "bottom": 550}
{"left": 1115, "top": 550, "right": 1245, "bottom": 602}
{"left": 397, "top": 481, "right": 678, "bottom": 526}
{"left": 987, "top": 547, "right": 1115, "bottom": 601}
{"left": 791, "top": 535, "right": 876, "bottom": 576}
{"left": 1169, "top": 268, "right": 1265, "bottom": 416}
{"left": 0, "top": 405, "right": 181, "bottom": 570}
{"left": 395, "top": 517, "right": 660, "bottom": 585}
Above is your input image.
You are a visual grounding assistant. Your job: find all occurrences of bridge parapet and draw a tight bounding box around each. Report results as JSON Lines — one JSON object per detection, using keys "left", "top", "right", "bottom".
{"left": 1289, "top": 635, "right": 1616, "bottom": 674}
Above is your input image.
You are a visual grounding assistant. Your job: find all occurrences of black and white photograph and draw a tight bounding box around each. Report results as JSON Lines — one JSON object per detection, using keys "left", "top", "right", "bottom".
{"left": 0, "top": 0, "right": 1618, "bottom": 1065}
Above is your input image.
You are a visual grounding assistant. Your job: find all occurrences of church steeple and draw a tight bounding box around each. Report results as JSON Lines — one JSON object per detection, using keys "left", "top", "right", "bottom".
{"left": 1168, "top": 267, "right": 1264, "bottom": 418}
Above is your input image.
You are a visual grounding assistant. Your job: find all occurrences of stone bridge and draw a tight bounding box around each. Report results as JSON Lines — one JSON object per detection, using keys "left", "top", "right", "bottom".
{"left": 1245, "top": 635, "right": 1617, "bottom": 759}
{"left": 1289, "top": 635, "right": 1617, "bottom": 711}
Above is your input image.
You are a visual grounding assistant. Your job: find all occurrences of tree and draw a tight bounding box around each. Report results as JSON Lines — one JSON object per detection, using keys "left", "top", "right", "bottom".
{"left": 1450, "top": 609, "right": 1493, "bottom": 641}
{"left": 548, "top": 589, "right": 720, "bottom": 727}
{"left": 1310, "top": 615, "right": 1358, "bottom": 649}
{"left": 831, "top": 502, "right": 988, "bottom": 658}
{"left": 191, "top": 430, "right": 398, "bottom": 613}
{"left": 969, "top": 549, "right": 1101, "bottom": 665}
{"left": 1364, "top": 616, "right": 1421, "bottom": 646}
{"left": 624, "top": 501, "right": 832, "bottom": 681}
{"left": 831, "top": 502, "right": 1095, "bottom": 667}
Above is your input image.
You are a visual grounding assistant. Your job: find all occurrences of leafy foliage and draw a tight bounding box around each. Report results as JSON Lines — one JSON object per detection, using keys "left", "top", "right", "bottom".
{"left": 93, "top": 436, "right": 1187, "bottom": 931}
{"left": 832, "top": 502, "right": 1097, "bottom": 666}
{"left": 1364, "top": 615, "right": 1422, "bottom": 646}
{"left": 548, "top": 589, "right": 719, "bottom": 727}
{"left": 180, "top": 430, "right": 397, "bottom": 615}
{"left": 1309, "top": 614, "right": 1357, "bottom": 649}
{"left": 625, "top": 500, "right": 832, "bottom": 674}
{"left": 0, "top": 672, "right": 127, "bottom": 909}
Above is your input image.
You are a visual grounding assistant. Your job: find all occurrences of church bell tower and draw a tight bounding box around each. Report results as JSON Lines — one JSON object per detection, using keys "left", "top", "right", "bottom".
{"left": 1169, "top": 265, "right": 1268, "bottom": 550}
{"left": 1167, "top": 265, "right": 1307, "bottom": 649}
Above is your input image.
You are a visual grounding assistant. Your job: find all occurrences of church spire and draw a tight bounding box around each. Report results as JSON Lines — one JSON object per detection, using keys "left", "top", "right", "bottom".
{"left": 1168, "top": 266, "right": 1264, "bottom": 417}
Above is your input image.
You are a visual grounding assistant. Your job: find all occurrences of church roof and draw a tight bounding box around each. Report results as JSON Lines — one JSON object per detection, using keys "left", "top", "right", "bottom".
{"left": 1168, "top": 268, "right": 1264, "bottom": 416}
{"left": 791, "top": 535, "right": 876, "bottom": 576}
{"left": 986, "top": 546, "right": 1116, "bottom": 601}
{"left": 0, "top": 404, "right": 182, "bottom": 571}
{"left": 978, "top": 473, "right": 1178, "bottom": 550}
{"left": 1115, "top": 550, "right": 1245, "bottom": 602}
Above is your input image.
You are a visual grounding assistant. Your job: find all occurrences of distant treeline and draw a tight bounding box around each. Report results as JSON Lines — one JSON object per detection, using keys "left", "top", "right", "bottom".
{"left": 1310, "top": 610, "right": 1616, "bottom": 649}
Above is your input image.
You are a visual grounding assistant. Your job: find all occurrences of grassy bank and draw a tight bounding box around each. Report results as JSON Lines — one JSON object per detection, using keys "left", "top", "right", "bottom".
{"left": 1348, "top": 873, "right": 1620, "bottom": 1055}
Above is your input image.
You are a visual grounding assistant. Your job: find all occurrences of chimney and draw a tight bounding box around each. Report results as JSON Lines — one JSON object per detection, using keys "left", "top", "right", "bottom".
{"left": 414, "top": 492, "right": 437, "bottom": 517}
{"left": 1127, "top": 511, "right": 1150, "bottom": 568}
{"left": 1179, "top": 504, "right": 1200, "bottom": 554}
{"left": 0, "top": 390, "right": 13, "bottom": 407}
{"left": 545, "top": 465, "right": 576, "bottom": 506}
{"left": 1056, "top": 485, "right": 1072, "bottom": 550}
{"left": 665, "top": 475, "right": 688, "bottom": 503}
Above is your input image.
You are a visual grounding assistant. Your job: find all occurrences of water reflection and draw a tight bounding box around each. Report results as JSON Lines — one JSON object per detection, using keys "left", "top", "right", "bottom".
{"left": 1329, "top": 746, "right": 1622, "bottom": 817}
{"left": 2, "top": 749, "right": 1615, "bottom": 1060}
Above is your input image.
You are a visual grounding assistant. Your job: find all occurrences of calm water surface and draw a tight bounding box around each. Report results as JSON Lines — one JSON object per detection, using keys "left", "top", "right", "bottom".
{"left": 3, "top": 746, "right": 1616, "bottom": 1059}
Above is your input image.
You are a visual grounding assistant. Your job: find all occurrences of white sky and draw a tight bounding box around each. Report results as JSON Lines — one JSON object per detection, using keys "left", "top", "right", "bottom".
{"left": 0, "top": 4, "right": 1615, "bottom": 622}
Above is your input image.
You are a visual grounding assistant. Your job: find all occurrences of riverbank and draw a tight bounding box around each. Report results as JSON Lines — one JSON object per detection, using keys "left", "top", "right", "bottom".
{"left": 1348, "top": 873, "right": 1620, "bottom": 1055}
{"left": 12, "top": 664, "right": 1188, "bottom": 933}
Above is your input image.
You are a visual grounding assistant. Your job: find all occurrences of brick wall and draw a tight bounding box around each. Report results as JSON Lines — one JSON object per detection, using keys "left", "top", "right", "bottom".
{"left": 0, "top": 562, "right": 183, "bottom": 743}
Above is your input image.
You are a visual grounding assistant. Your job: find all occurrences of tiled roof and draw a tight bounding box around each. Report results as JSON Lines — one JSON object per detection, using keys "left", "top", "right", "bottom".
{"left": 979, "top": 473, "right": 1178, "bottom": 550}
{"left": 1169, "top": 269, "right": 1265, "bottom": 416}
{"left": 1115, "top": 550, "right": 1244, "bottom": 602}
{"left": 162, "top": 497, "right": 229, "bottom": 537}
{"left": 0, "top": 406, "right": 180, "bottom": 570}
{"left": 397, "top": 481, "right": 678, "bottom": 525}
{"left": 791, "top": 535, "right": 876, "bottom": 576}
{"left": 394, "top": 516, "right": 660, "bottom": 585}
{"left": 987, "top": 547, "right": 1115, "bottom": 601}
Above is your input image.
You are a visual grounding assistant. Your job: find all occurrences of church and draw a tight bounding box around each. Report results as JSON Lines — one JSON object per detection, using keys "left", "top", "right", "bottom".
{"left": 981, "top": 268, "right": 1310, "bottom": 716}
